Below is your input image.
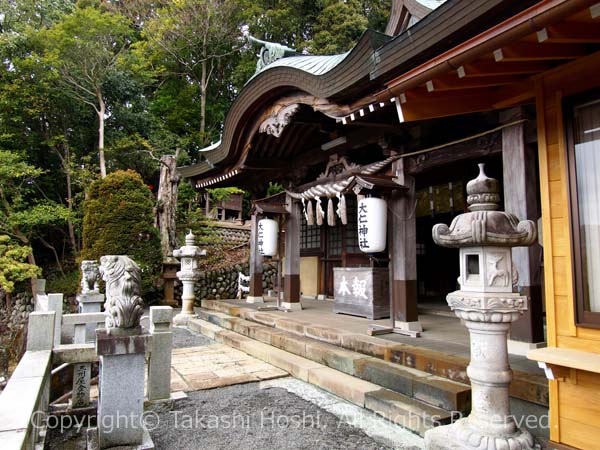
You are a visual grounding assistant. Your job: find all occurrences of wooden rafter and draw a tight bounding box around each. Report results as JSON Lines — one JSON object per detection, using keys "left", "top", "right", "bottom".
{"left": 493, "top": 42, "right": 589, "bottom": 61}
{"left": 457, "top": 60, "right": 552, "bottom": 78}
{"left": 535, "top": 22, "right": 600, "bottom": 43}
{"left": 426, "top": 74, "right": 526, "bottom": 92}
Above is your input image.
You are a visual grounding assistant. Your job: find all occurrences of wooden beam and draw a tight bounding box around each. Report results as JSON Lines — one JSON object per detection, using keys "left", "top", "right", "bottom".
{"left": 537, "top": 22, "right": 600, "bottom": 44}
{"left": 492, "top": 78, "right": 535, "bottom": 109}
{"left": 427, "top": 74, "right": 525, "bottom": 91}
{"left": 404, "top": 131, "right": 502, "bottom": 174}
{"left": 401, "top": 88, "right": 494, "bottom": 121}
{"left": 458, "top": 61, "right": 551, "bottom": 78}
{"left": 493, "top": 42, "right": 588, "bottom": 62}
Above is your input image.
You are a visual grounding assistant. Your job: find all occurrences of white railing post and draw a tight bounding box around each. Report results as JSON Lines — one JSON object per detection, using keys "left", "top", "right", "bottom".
{"left": 26, "top": 311, "right": 56, "bottom": 351}
{"left": 47, "top": 293, "right": 63, "bottom": 347}
{"left": 147, "top": 306, "right": 173, "bottom": 401}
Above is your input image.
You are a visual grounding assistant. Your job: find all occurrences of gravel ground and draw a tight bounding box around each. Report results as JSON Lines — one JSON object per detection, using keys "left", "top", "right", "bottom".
{"left": 45, "top": 328, "right": 424, "bottom": 450}
{"left": 148, "top": 382, "right": 394, "bottom": 450}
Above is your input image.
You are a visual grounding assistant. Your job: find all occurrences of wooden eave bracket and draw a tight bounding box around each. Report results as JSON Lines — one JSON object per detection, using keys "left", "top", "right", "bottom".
{"left": 537, "top": 362, "right": 578, "bottom": 384}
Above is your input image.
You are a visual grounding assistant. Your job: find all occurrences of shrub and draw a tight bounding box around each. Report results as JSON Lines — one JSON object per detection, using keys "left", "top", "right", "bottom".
{"left": 81, "top": 170, "right": 162, "bottom": 301}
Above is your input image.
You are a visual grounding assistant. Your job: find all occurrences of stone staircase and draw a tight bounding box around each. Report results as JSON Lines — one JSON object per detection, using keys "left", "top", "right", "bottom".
{"left": 188, "top": 305, "right": 476, "bottom": 436}
{"left": 198, "top": 299, "right": 548, "bottom": 406}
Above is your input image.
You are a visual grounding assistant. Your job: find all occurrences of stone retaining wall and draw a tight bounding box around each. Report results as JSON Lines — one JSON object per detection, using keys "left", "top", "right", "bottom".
{"left": 174, "top": 262, "right": 278, "bottom": 301}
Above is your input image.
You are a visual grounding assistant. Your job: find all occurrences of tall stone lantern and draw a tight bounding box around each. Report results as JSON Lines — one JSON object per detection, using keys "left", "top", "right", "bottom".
{"left": 425, "top": 164, "right": 538, "bottom": 450}
{"left": 173, "top": 231, "right": 206, "bottom": 325}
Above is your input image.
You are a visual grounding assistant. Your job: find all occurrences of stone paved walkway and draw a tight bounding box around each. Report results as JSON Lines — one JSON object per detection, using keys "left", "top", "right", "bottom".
{"left": 170, "top": 344, "right": 287, "bottom": 392}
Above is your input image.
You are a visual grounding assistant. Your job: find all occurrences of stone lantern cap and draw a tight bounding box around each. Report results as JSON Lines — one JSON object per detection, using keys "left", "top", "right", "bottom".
{"left": 432, "top": 164, "right": 536, "bottom": 248}
{"left": 173, "top": 231, "right": 207, "bottom": 258}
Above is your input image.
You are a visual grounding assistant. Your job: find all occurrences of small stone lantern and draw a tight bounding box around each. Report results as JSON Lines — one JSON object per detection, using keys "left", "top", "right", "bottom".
{"left": 425, "top": 164, "right": 538, "bottom": 450}
{"left": 173, "top": 231, "right": 206, "bottom": 325}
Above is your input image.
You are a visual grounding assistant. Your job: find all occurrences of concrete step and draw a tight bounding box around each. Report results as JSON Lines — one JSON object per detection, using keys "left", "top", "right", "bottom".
{"left": 195, "top": 309, "right": 471, "bottom": 413}
{"left": 200, "top": 299, "right": 549, "bottom": 408}
{"left": 187, "top": 316, "right": 453, "bottom": 437}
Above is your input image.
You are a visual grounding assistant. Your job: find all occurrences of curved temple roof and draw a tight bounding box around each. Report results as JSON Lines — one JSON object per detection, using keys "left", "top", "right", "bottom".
{"left": 178, "top": 0, "right": 531, "bottom": 183}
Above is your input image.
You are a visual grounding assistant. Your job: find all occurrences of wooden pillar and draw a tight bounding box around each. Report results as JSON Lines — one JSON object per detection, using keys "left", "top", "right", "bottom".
{"left": 247, "top": 212, "right": 264, "bottom": 303}
{"left": 502, "top": 119, "right": 545, "bottom": 347}
{"left": 283, "top": 195, "right": 302, "bottom": 310}
{"left": 389, "top": 160, "right": 422, "bottom": 331}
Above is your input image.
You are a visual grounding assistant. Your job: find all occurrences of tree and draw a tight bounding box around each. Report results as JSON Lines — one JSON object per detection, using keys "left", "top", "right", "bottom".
{"left": 0, "top": 235, "right": 40, "bottom": 307}
{"left": 0, "top": 149, "right": 71, "bottom": 286}
{"left": 141, "top": 0, "right": 241, "bottom": 145}
{"left": 40, "top": 7, "right": 134, "bottom": 178}
{"left": 81, "top": 170, "right": 162, "bottom": 299}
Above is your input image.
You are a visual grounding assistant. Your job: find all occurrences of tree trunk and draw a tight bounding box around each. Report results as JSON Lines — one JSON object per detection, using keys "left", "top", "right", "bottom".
{"left": 200, "top": 60, "right": 207, "bottom": 138}
{"left": 63, "top": 142, "right": 78, "bottom": 253}
{"left": 97, "top": 92, "right": 107, "bottom": 178}
{"left": 156, "top": 155, "right": 180, "bottom": 258}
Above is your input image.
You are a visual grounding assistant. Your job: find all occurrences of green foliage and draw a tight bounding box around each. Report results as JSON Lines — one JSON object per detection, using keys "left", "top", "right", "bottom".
{"left": 266, "top": 182, "right": 285, "bottom": 197}
{"left": 0, "top": 150, "right": 71, "bottom": 244}
{"left": 0, "top": 235, "right": 41, "bottom": 295}
{"left": 207, "top": 187, "right": 245, "bottom": 204}
{"left": 46, "top": 268, "right": 80, "bottom": 299}
{"left": 81, "top": 170, "right": 162, "bottom": 300}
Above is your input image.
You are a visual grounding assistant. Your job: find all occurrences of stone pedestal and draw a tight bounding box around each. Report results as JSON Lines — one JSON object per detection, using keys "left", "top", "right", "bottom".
{"left": 173, "top": 232, "right": 205, "bottom": 326}
{"left": 425, "top": 292, "right": 536, "bottom": 450}
{"left": 77, "top": 292, "right": 104, "bottom": 342}
{"left": 93, "top": 329, "right": 149, "bottom": 449}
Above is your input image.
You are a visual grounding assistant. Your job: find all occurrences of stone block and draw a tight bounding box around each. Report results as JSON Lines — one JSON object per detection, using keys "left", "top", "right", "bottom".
{"left": 304, "top": 325, "right": 348, "bottom": 345}
{"left": 340, "top": 333, "right": 390, "bottom": 359}
{"left": 266, "top": 348, "right": 322, "bottom": 381}
{"left": 96, "top": 329, "right": 148, "bottom": 356}
{"left": 247, "top": 325, "right": 285, "bottom": 345}
{"left": 391, "top": 345, "right": 470, "bottom": 384}
{"left": 26, "top": 311, "right": 55, "bottom": 351}
{"left": 249, "top": 312, "right": 278, "bottom": 327}
{"left": 218, "top": 330, "right": 250, "bottom": 350}
{"left": 188, "top": 318, "right": 220, "bottom": 340}
{"left": 220, "top": 317, "right": 240, "bottom": 331}
{"left": 413, "top": 375, "right": 471, "bottom": 413}
{"left": 364, "top": 389, "right": 452, "bottom": 437}
{"left": 237, "top": 337, "right": 272, "bottom": 362}
{"left": 271, "top": 333, "right": 310, "bottom": 357}
{"left": 47, "top": 293, "right": 63, "bottom": 347}
{"left": 147, "top": 331, "right": 173, "bottom": 401}
{"left": 510, "top": 371, "right": 549, "bottom": 406}
{"left": 274, "top": 318, "right": 309, "bottom": 335}
{"left": 11, "top": 350, "right": 51, "bottom": 379}
{"left": 305, "top": 341, "right": 367, "bottom": 376}
{"left": 354, "top": 358, "right": 427, "bottom": 397}
{"left": 71, "top": 362, "right": 92, "bottom": 407}
{"left": 149, "top": 306, "right": 173, "bottom": 329}
{"left": 307, "top": 367, "right": 380, "bottom": 407}
{"left": 97, "top": 352, "right": 146, "bottom": 448}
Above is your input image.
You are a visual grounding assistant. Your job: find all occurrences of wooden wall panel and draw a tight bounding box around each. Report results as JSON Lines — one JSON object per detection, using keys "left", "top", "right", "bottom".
{"left": 559, "top": 417, "right": 600, "bottom": 449}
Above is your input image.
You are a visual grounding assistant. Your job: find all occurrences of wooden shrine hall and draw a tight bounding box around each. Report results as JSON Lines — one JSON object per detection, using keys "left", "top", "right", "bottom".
{"left": 180, "top": 1, "right": 600, "bottom": 446}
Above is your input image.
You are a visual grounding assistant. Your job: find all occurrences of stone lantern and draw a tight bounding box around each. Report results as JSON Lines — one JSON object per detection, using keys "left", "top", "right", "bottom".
{"left": 425, "top": 164, "right": 538, "bottom": 450}
{"left": 173, "top": 231, "right": 206, "bottom": 325}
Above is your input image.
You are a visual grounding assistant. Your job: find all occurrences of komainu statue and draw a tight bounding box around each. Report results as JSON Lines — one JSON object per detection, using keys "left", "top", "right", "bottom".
{"left": 80, "top": 260, "right": 100, "bottom": 294}
{"left": 99, "top": 255, "right": 144, "bottom": 330}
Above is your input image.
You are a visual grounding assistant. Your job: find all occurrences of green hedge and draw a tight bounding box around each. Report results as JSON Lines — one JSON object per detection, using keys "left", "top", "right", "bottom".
{"left": 81, "top": 170, "right": 162, "bottom": 300}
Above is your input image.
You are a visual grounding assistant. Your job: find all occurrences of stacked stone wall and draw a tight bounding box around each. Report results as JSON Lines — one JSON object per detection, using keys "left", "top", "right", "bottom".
{"left": 174, "top": 262, "right": 278, "bottom": 301}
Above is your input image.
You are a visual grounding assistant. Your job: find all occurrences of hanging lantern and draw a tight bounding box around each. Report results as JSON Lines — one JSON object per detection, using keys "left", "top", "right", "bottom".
{"left": 357, "top": 197, "right": 387, "bottom": 253}
{"left": 258, "top": 218, "right": 278, "bottom": 256}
